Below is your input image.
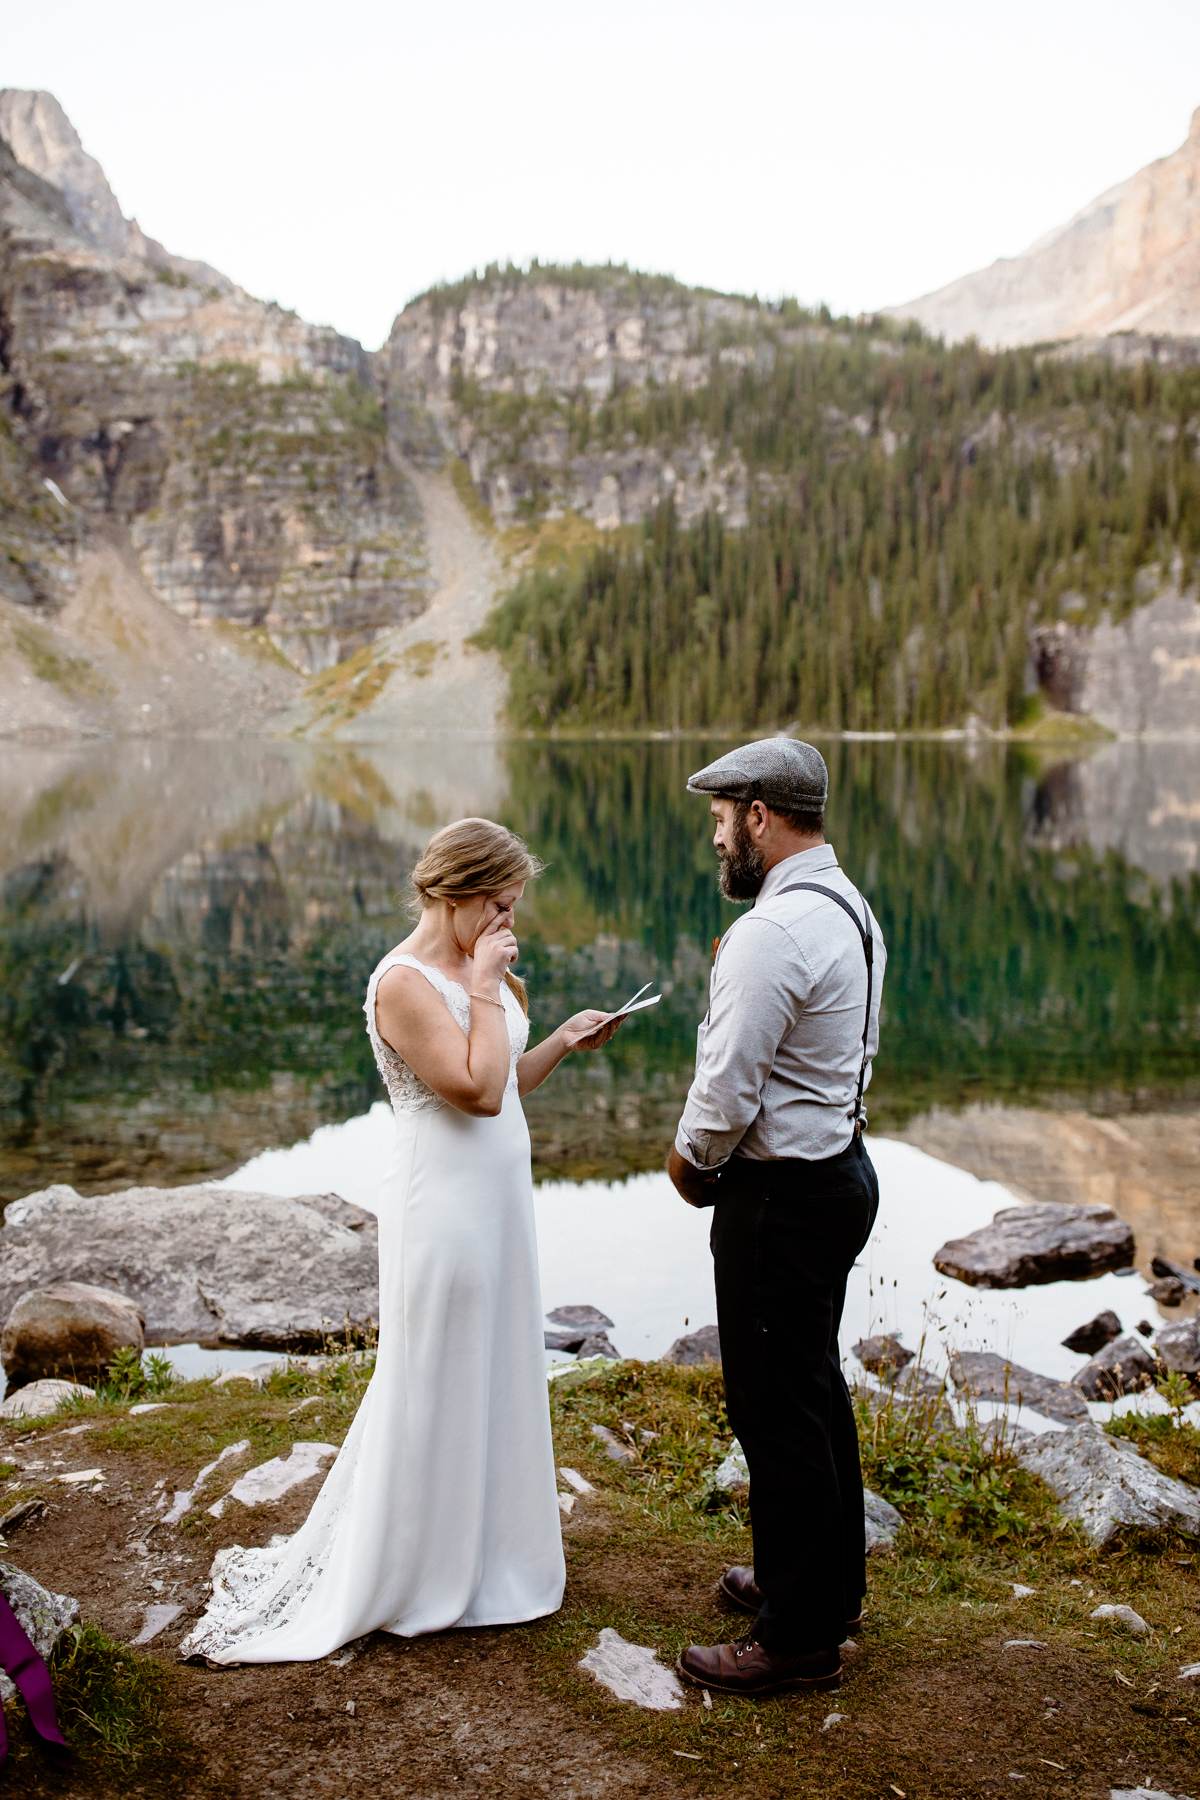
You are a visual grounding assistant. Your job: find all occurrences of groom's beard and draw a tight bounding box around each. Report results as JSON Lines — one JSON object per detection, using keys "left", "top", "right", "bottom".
{"left": 717, "top": 816, "right": 766, "bottom": 901}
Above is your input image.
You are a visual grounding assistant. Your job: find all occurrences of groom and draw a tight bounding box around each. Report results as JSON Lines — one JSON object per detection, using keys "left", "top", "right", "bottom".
{"left": 667, "top": 736, "right": 887, "bottom": 1697}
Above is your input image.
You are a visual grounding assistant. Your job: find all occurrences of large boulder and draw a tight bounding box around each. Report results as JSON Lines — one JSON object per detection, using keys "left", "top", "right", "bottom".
{"left": 1, "top": 1279, "right": 144, "bottom": 1389}
{"left": 0, "top": 1563, "right": 79, "bottom": 1704}
{"left": 0, "top": 1184, "right": 379, "bottom": 1349}
{"left": 934, "top": 1202, "right": 1134, "bottom": 1288}
{"left": 1071, "top": 1334, "right": 1158, "bottom": 1401}
{"left": 949, "top": 1349, "right": 1090, "bottom": 1425}
{"left": 1017, "top": 1424, "right": 1200, "bottom": 1546}
{"left": 663, "top": 1324, "right": 721, "bottom": 1366}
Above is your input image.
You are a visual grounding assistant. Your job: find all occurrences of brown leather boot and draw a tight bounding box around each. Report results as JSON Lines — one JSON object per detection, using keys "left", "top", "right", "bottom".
{"left": 717, "top": 1566, "right": 864, "bottom": 1637}
{"left": 677, "top": 1632, "right": 842, "bottom": 1697}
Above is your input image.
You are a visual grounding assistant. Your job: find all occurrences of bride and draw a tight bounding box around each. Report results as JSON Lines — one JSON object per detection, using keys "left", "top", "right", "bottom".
{"left": 180, "top": 817, "right": 623, "bottom": 1664}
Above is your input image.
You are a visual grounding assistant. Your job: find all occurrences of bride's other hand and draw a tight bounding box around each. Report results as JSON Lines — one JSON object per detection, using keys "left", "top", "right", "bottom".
{"left": 559, "top": 1010, "right": 624, "bottom": 1052}
{"left": 471, "top": 914, "right": 519, "bottom": 990}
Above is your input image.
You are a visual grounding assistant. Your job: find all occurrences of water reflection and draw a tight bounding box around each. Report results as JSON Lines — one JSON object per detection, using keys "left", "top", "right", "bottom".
{"left": 1, "top": 734, "right": 1198, "bottom": 1207}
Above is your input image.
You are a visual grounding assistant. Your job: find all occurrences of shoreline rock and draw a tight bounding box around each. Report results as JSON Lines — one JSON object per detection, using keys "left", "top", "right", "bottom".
{"left": 934, "top": 1202, "right": 1135, "bottom": 1288}
{"left": 1071, "top": 1335, "right": 1158, "bottom": 1401}
{"left": 948, "top": 1349, "right": 1090, "bottom": 1425}
{"left": 1, "top": 1279, "right": 144, "bottom": 1389}
{"left": 1016, "top": 1424, "right": 1200, "bottom": 1546}
{"left": 0, "top": 1183, "right": 379, "bottom": 1350}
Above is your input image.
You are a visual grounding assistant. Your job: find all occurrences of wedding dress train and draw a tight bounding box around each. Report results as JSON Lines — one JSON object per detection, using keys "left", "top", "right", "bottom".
{"left": 178, "top": 951, "right": 565, "bottom": 1664}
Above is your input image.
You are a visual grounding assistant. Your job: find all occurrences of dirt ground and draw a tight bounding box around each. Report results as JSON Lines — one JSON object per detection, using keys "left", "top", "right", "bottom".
{"left": 4, "top": 1394, "right": 1200, "bottom": 1800}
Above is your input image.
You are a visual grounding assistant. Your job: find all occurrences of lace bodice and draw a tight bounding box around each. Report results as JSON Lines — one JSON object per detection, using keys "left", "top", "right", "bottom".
{"left": 363, "top": 950, "right": 529, "bottom": 1114}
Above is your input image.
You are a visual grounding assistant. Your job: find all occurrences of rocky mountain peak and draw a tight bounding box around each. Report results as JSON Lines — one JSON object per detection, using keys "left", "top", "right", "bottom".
{"left": 0, "top": 88, "right": 128, "bottom": 256}
{"left": 888, "top": 106, "right": 1200, "bottom": 347}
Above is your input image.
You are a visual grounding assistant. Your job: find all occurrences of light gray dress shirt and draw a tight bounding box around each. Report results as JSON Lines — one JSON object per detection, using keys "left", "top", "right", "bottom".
{"left": 675, "top": 844, "right": 887, "bottom": 1168}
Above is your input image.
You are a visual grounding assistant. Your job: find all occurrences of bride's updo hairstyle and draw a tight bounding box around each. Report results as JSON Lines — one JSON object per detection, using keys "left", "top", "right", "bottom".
{"left": 410, "top": 817, "right": 544, "bottom": 1015}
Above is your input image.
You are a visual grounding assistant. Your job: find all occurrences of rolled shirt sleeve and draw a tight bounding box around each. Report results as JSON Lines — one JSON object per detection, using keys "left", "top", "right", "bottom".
{"left": 674, "top": 916, "right": 812, "bottom": 1169}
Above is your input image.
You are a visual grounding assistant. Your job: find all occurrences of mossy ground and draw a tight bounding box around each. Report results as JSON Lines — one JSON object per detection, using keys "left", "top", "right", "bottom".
{"left": 3, "top": 1357, "right": 1198, "bottom": 1797}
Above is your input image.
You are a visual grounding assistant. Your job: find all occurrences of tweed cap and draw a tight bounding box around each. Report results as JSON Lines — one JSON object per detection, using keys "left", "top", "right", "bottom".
{"left": 686, "top": 736, "right": 829, "bottom": 811}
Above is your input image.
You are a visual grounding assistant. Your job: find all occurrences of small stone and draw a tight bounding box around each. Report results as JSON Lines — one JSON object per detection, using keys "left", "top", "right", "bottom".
{"left": 1149, "top": 1255, "right": 1200, "bottom": 1295}
{"left": 0, "top": 1564, "right": 78, "bottom": 1703}
{"left": 211, "top": 1363, "right": 280, "bottom": 1389}
{"left": 557, "top": 1492, "right": 576, "bottom": 1517}
{"left": 1156, "top": 1316, "right": 1200, "bottom": 1380}
{"left": 662, "top": 1324, "right": 721, "bottom": 1366}
{"left": 1090, "top": 1603, "right": 1150, "bottom": 1634}
{"left": 163, "top": 1439, "right": 251, "bottom": 1525}
{"left": 1178, "top": 1662, "right": 1200, "bottom": 1680}
{"left": 1136, "top": 1321, "right": 1155, "bottom": 1338}
{"left": 128, "top": 1401, "right": 173, "bottom": 1415}
{"left": 131, "top": 1602, "right": 183, "bottom": 1645}
{"left": 1061, "top": 1310, "right": 1122, "bottom": 1355}
{"left": 1011, "top": 1583, "right": 1036, "bottom": 1597}
{"left": 0, "top": 1377, "right": 94, "bottom": 1419}
{"left": 544, "top": 1328, "right": 588, "bottom": 1351}
{"left": 854, "top": 1333, "right": 915, "bottom": 1377}
{"left": 864, "top": 1489, "right": 903, "bottom": 1552}
{"left": 821, "top": 1711, "right": 848, "bottom": 1730}
{"left": 558, "top": 1466, "right": 594, "bottom": 1496}
{"left": 1147, "top": 1277, "right": 1186, "bottom": 1306}
{"left": 344, "top": 1700, "right": 356, "bottom": 1716}
{"left": 576, "top": 1333, "right": 620, "bottom": 1360}
{"left": 0, "top": 1498, "right": 46, "bottom": 1536}
{"left": 1071, "top": 1335, "right": 1157, "bottom": 1401}
{"left": 578, "top": 1627, "right": 684, "bottom": 1711}
{"left": 206, "top": 1442, "right": 336, "bottom": 1518}
{"left": 54, "top": 1467, "right": 103, "bottom": 1485}
{"left": 546, "top": 1304, "right": 614, "bottom": 1330}
{"left": 1003, "top": 1640, "right": 1047, "bottom": 1649}
{"left": 591, "top": 1423, "right": 633, "bottom": 1463}
{"left": 1110, "top": 1790, "right": 1196, "bottom": 1799}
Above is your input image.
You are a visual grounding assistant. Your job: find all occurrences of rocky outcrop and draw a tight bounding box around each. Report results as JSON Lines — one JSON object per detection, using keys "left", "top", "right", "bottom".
{"left": 663, "top": 1324, "right": 722, "bottom": 1366}
{"left": 1017, "top": 1424, "right": 1200, "bottom": 1545}
{"left": 888, "top": 107, "right": 1200, "bottom": 347}
{"left": 934, "top": 1202, "right": 1135, "bottom": 1288}
{"left": 1031, "top": 586, "right": 1200, "bottom": 739}
{"left": 0, "top": 1182, "right": 379, "bottom": 1348}
{"left": 0, "top": 1278, "right": 144, "bottom": 1388}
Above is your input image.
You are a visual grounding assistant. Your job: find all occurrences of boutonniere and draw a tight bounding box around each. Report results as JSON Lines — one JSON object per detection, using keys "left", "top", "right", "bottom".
{"left": 711, "top": 936, "right": 721, "bottom": 965}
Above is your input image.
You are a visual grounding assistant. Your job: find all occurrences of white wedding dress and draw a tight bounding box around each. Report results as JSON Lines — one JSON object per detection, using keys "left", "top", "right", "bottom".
{"left": 178, "top": 950, "right": 566, "bottom": 1664}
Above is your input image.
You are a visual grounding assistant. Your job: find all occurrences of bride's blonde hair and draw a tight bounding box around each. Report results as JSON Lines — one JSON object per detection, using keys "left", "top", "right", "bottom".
{"left": 410, "top": 817, "right": 544, "bottom": 1015}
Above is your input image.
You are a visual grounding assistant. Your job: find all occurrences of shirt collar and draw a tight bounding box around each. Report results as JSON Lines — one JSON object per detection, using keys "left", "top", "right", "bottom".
{"left": 756, "top": 843, "right": 839, "bottom": 905}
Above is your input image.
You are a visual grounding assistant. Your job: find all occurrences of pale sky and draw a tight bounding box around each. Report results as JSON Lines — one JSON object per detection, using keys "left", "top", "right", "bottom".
{"left": 5, "top": 0, "right": 1200, "bottom": 350}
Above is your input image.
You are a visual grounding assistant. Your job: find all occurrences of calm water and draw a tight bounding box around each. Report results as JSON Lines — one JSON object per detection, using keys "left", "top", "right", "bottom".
{"left": 2, "top": 733, "right": 1199, "bottom": 1213}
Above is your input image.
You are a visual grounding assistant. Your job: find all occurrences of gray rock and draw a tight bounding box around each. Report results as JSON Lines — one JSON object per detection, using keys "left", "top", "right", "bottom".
{"left": 546, "top": 1304, "right": 614, "bottom": 1330}
{"left": 949, "top": 1350, "right": 1090, "bottom": 1425}
{"left": 1147, "top": 1276, "right": 1187, "bottom": 1306}
{"left": 1016, "top": 1423, "right": 1200, "bottom": 1546}
{"left": 662, "top": 1324, "right": 721, "bottom": 1366}
{"left": 1072, "top": 1335, "right": 1158, "bottom": 1401}
{"left": 576, "top": 1333, "right": 620, "bottom": 1360}
{"left": 578, "top": 1627, "right": 684, "bottom": 1711}
{"left": 0, "top": 1183, "right": 379, "bottom": 1349}
{"left": 1, "top": 1279, "right": 144, "bottom": 1389}
{"left": 1137, "top": 1320, "right": 1156, "bottom": 1337}
{"left": 1179, "top": 1662, "right": 1200, "bottom": 1680}
{"left": 1090, "top": 1602, "right": 1150, "bottom": 1634}
{"left": 544, "top": 1328, "right": 588, "bottom": 1352}
{"left": 590, "top": 1423, "right": 634, "bottom": 1464}
{"left": 853, "top": 1333, "right": 914, "bottom": 1377}
{"left": 1110, "top": 1790, "right": 1197, "bottom": 1800}
{"left": 0, "top": 1376, "right": 94, "bottom": 1418}
{"left": 1061, "top": 1310, "right": 1122, "bottom": 1354}
{"left": 934, "top": 1202, "right": 1135, "bottom": 1288}
{"left": 131, "top": 1602, "right": 184, "bottom": 1645}
{"left": 0, "top": 1563, "right": 79, "bottom": 1703}
{"left": 1150, "top": 1255, "right": 1200, "bottom": 1295}
{"left": 864, "top": 1488, "right": 903, "bottom": 1551}
{"left": 1156, "top": 1316, "right": 1200, "bottom": 1381}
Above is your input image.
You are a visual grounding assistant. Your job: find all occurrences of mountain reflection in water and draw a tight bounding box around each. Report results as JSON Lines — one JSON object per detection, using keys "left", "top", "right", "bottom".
{"left": 0, "top": 734, "right": 1197, "bottom": 1210}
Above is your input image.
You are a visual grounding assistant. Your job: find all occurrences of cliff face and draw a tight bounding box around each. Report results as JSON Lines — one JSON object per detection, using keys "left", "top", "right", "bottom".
{"left": 0, "top": 89, "right": 428, "bottom": 732}
{"left": 383, "top": 274, "right": 767, "bottom": 529}
{"left": 888, "top": 108, "right": 1200, "bottom": 348}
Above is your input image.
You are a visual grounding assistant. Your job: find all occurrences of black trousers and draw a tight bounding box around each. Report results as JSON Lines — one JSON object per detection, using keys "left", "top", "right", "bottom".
{"left": 709, "top": 1132, "right": 880, "bottom": 1653}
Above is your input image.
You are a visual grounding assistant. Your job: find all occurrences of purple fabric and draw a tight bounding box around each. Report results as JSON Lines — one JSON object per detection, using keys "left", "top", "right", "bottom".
{"left": 0, "top": 1589, "right": 68, "bottom": 1761}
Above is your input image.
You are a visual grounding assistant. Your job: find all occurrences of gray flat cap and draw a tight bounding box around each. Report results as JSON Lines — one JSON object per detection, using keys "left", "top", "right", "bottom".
{"left": 686, "top": 736, "right": 828, "bottom": 811}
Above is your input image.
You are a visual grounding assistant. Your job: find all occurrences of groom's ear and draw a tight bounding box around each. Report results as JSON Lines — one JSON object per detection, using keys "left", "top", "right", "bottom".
{"left": 747, "top": 798, "right": 769, "bottom": 837}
